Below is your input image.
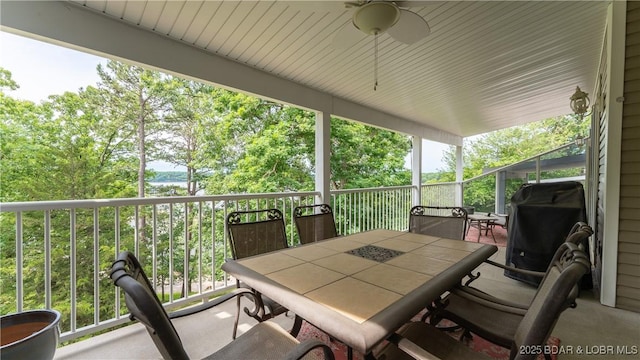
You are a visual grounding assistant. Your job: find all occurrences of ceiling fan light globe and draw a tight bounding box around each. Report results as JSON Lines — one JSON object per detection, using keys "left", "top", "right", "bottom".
{"left": 352, "top": 2, "right": 400, "bottom": 35}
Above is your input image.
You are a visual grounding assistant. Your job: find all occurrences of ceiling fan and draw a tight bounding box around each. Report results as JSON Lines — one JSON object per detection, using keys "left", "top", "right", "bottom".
{"left": 336, "top": 1, "right": 430, "bottom": 46}
{"left": 332, "top": 1, "right": 431, "bottom": 90}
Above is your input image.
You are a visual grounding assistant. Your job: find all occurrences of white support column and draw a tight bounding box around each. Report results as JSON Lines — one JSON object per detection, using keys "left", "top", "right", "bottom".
{"left": 601, "top": 1, "right": 626, "bottom": 307}
{"left": 455, "top": 145, "right": 464, "bottom": 206}
{"left": 411, "top": 137, "right": 422, "bottom": 206}
{"left": 315, "top": 111, "right": 331, "bottom": 204}
{"left": 495, "top": 171, "right": 507, "bottom": 213}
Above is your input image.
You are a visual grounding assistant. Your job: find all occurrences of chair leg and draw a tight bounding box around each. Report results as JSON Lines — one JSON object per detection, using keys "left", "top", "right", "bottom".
{"left": 459, "top": 329, "right": 472, "bottom": 342}
{"left": 290, "top": 314, "right": 304, "bottom": 337}
{"left": 233, "top": 295, "right": 240, "bottom": 339}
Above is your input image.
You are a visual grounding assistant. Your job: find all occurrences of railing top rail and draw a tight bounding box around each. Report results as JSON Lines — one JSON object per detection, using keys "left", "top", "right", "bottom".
{"left": 0, "top": 191, "right": 320, "bottom": 212}
{"left": 330, "top": 185, "right": 414, "bottom": 195}
{"left": 422, "top": 182, "right": 458, "bottom": 186}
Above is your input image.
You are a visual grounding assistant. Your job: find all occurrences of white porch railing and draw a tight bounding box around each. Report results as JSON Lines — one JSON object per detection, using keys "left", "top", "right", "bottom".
{"left": 421, "top": 182, "right": 458, "bottom": 207}
{"left": 1, "top": 192, "right": 320, "bottom": 342}
{"left": 3, "top": 184, "right": 465, "bottom": 342}
{"left": 330, "top": 185, "right": 414, "bottom": 234}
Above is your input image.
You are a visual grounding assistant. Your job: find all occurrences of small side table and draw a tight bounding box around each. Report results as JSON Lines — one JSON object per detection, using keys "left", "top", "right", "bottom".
{"left": 467, "top": 214, "right": 499, "bottom": 242}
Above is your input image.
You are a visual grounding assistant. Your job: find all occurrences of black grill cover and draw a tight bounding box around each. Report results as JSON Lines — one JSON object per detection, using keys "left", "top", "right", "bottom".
{"left": 505, "top": 181, "right": 591, "bottom": 288}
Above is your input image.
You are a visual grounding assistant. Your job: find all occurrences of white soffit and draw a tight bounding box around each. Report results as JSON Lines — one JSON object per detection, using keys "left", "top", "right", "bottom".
{"left": 2, "top": 0, "right": 608, "bottom": 142}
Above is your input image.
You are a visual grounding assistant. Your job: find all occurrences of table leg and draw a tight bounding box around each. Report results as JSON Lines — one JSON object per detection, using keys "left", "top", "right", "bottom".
{"left": 488, "top": 221, "right": 496, "bottom": 243}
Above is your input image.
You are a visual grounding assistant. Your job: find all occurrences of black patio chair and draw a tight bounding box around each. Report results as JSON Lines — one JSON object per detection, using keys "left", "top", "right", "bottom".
{"left": 409, "top": 205, "right": 468, "bottom": 240}
{"left": 109, "top": 251, "right": 334, "bottom": 360}
{"left": 293, "top": 204, "right": 338, "bottom": 245}
{"left": 419, "top": 224, "right": 592, "bottom": 357}
{"left": 226, "top": 208, "right": 302, "bottom": 339}
{"left": 376, "top": 241, "right": 591, "bottom": 360}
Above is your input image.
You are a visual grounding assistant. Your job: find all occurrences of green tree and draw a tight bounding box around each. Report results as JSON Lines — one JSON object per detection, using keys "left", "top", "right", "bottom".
{"left": 0, "top": 68, "right": 138, "bottom": 330}
{"left": 94, "top": 61, "right": 175, "bottom": 198}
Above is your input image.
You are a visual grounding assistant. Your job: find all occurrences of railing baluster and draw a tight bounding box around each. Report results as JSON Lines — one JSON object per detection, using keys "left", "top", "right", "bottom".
{"left": 169, "top": 203, "right": 174, "bottom": 303}
{"left": 93, "top": 207, "right": 99, "bottom": 325}
{"left": 115, "top": 207, "right": 120, "bottom": 319}
{"left": 152, "top": 204, "right": 158, "bottom": 293}
{"left": 210, "top": 201, "right": 216, "bottom": 291}
{"left": 16, "top": 212, "right": 23, "bottom": 312}
{"left": 44, "top": 210, "right": 51, "bottom": 309}
{"left": 198, "top": 201, "right": 203, "bottom": 295}
{"left": 183, "top": 201, "right": 189, "bottom": 299}
{"left": 70, "top": 209, "right": 77, "bottom": 333}
{"left": 134, "top": 206, "right": 139, "bottom": 257}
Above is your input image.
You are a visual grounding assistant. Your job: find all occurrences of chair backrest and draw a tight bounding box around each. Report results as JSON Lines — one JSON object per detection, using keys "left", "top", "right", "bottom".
{"left": 293, "top": 204, "right": 338, "bottom": 244}
{"left": 409, "top": 205, "right": 468, "bottom": 240}
{"left": 511, "top": 242, "right": 590, "bottom": 360}
{"left": 226, "top": 208, "right": 288, "bottom": 259}
{"left": 565, "top": 221, "right": 593, "bottom": 247}
{"left": 110, "top": 251, "right": 189, "bottom": 360}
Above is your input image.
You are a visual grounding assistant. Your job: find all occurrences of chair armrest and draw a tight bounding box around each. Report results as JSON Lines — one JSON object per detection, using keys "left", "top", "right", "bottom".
{"left": 484, "top": 259, "right": 546, "bottom": 278}
{"left": 449, "top": 287, "right": 528, "bottom": 315}
{"left": 284, "top": 339, "right": 335, "bottom": 360}
{"left": 169, "top": 288, "right": 260, "bottom": 319}
{"left": 387, "top": 333, "right": 441, "bottom": 360}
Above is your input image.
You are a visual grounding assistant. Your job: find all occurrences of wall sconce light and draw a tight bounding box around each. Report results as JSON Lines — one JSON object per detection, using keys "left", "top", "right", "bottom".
{"left": 570, "top": 86, "right": 591, "bottom": 119}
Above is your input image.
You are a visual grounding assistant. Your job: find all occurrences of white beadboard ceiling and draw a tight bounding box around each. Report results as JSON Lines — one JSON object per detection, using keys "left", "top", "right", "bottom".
{"left": 64, "top": 1, "right": 608, "bottom": 138}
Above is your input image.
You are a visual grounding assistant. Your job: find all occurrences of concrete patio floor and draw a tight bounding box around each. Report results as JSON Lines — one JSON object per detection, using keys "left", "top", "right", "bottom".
{"left": 54, "top": 247, "right": 640, "bottom": 359}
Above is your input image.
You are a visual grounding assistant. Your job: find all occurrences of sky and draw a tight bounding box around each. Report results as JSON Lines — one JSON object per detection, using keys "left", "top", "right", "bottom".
{"left": 0, "top": 31, "right": 450, "bottom": 173}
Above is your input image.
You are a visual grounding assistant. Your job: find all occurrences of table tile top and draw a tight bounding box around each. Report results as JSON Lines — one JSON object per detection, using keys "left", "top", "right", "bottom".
{"left": 285, "top": 244, "right": 339, "bottom": 262}
{"left": 411, "top": 245, "right": 471, "bottom": 262}
{"left": 374, "top": 238, "right": 427, "bottom": 252}
{"left": 343, "top": 229, "right": 404, "bottom": 244}
{"left": 315, "top": 238, "right": 366, "bottom": 252}
{"left": 351, "top": 263, "right": 432, "bottom": 295}
{"left": 267, "top": 262, "right": 345, "bottom": 294}
{"left": 386, "top": 252, "right": 454, "bottom": 276}
{"left": 305, "top": 277, "right": 401, "bottom": 323}
{"left": 312, "top": 252, "right": 378, "bottom": 275}
{"left": 431, "top": 238, "right": 485, "bottom": 251}
{"left": 238, "top": 252, "right": 305, "bottom": 274}
{"left": 393, "top": 232, "right": 441, "bottom": 244}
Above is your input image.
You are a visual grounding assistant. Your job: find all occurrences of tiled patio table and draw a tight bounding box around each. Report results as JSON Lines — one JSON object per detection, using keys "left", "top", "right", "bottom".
{"left": 222, "top": 229, "right": 497, "bottom": 356}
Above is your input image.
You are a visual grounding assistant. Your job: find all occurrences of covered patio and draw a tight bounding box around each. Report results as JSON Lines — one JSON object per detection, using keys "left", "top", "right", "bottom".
{"left": 54, "top": 247, "right": 640, "bottom": 359}
{"left": 1, "top": 0, "right": 639, "bottom": 358}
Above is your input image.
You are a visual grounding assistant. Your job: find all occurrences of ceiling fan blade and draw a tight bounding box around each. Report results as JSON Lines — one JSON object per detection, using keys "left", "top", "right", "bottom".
{"left": 283, "top": 1, "right": 349, "bottom": 12}
{"left": 387, "top": 9, "right": 430, "bottom": 44}
{"left": 394, "top": 1, "right": 442, "bottom": 8}
{"left": 332, "top": 21, "right": 368, "bottom": 49}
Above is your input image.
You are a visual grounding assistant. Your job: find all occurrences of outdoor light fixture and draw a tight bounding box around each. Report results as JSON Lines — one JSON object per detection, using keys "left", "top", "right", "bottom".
{"left": 570, "top": 86, "right": 591, "bottom": 119}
